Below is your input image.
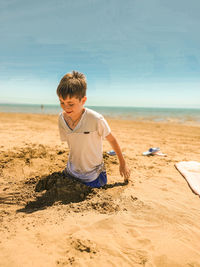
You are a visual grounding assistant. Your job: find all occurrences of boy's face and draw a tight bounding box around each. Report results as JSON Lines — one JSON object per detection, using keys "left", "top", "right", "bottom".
{"left": 59, "top": 96, "right": 87, "bottom": 118}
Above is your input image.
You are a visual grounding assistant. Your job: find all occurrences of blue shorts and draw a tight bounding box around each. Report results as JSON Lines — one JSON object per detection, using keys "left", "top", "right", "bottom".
{"left": 83, "top": 171, "right": 107, "bottom": 188}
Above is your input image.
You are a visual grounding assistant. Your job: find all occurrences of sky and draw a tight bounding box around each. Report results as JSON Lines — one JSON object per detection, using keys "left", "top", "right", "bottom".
{"left": 0, "top": 0, "right": 200, "bottom": 108}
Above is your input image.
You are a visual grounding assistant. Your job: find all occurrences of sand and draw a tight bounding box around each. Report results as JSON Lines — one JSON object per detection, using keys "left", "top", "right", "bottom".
{"left": 1, "top": 112, "right": 200, "bottom": 267}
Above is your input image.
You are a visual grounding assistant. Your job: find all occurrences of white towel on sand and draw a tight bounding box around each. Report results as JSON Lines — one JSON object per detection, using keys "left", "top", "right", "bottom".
{"left": 175, "top": 161, "right": 200, "bottom": 196}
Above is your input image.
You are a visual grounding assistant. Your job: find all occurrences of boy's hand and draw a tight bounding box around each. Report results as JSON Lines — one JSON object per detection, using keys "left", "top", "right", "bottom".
{"left": 119, "top": 163, "right": 130, "bottom": 182}
{"left": 106, "top": 133, "right": 131, "bottom": 183}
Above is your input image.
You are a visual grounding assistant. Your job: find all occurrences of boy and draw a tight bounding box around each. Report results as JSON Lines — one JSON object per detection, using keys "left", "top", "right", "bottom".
{"left": 57, "top": 71, "right": 130, "bottom": 188}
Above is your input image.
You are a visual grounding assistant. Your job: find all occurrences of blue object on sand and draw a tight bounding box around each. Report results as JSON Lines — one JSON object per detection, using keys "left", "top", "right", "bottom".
{"left": 143, "top": 147, "right": 160, "bottom": 156}
{"left": 107, "top": 150, "right": 116, "bottom": 156}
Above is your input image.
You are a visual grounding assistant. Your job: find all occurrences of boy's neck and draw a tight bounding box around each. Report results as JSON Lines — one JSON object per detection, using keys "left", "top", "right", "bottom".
{"left": 71, "top": 108, "right": 85, "bottom": 121}
{"left": 63, "top": 108, "right": 85, "bottom": 129}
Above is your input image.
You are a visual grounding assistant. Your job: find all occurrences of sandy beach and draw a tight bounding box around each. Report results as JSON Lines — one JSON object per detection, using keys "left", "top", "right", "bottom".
{"left": 1, "top": 112, "right": 200, "bottom": 267}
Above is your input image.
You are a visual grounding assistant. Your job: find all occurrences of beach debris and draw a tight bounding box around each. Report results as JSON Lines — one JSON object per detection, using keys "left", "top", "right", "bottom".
{"left": 106, "top": 150, "right": 126, "bottom": 156}
{"left": 143, "top": 147, "right": 160, "bottom": 156}
{"left": 142, "top": 147, "right": 167, "bottom": 157}
{"left": 154, "top": 152, "right": 167, "bottom": 157}
{"left": 106, "top": 150, "right": 116, "bottom": 156}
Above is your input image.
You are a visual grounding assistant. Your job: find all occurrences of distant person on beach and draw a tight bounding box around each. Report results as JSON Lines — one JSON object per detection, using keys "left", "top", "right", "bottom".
{"left": 41, "top": 104, "right": 44, "bottom": 112}
{"left": 57, "top": 70, "right": 130, "bottom": 188}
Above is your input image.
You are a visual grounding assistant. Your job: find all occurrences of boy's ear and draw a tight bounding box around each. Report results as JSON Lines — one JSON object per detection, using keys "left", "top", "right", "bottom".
{"left": 82, "top": 96, "right": 87, "bottom": 105}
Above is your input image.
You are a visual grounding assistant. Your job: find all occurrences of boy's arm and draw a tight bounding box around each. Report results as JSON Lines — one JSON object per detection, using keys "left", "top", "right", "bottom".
{"left": 106, "top": 133, "right": 130, "bottom": 182}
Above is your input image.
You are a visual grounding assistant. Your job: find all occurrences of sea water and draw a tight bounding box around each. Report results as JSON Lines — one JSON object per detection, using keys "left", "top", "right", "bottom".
{"left": 0, "top": 103, "right": 200, "bottom": 123}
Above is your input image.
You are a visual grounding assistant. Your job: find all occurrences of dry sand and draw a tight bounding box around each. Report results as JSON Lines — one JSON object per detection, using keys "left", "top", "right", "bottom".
{"left": 0, "top": 112, "right": 200, "bottom": 267}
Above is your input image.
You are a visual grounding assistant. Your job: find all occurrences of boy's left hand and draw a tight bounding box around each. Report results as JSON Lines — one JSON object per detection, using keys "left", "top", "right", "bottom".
{"left": 119, "top": 163, "right": 130, "bottom": 182}
{"left": 106, "top": 133, "right": 131, "bottom": 182}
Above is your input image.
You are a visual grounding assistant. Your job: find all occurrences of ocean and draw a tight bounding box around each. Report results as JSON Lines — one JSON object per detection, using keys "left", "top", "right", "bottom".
{"left": 0, "top": 103, "right": 200, "bottom": 123}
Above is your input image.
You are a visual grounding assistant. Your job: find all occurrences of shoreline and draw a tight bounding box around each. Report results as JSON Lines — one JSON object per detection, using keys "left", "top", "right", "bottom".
{"left": 0, "top": 112, "right": 200, "bottom": 131}
{"left": 1, "top": 103, "right": 200, "bottom": 125}
{"left": 1, "top": 111, "right": 200, "bottom": 127}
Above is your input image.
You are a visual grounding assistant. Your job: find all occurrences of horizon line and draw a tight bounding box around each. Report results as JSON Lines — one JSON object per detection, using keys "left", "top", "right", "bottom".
{"left": 0, "top": 102, "right": 200, "bottom": 110}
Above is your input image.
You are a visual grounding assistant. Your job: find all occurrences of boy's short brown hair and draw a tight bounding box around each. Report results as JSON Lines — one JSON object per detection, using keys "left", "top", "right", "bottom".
{"left": 57, "top": 71, "right": 87, "bottom": 100}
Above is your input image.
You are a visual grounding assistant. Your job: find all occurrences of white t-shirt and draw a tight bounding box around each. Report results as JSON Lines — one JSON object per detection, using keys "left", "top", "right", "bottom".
{"left": 58, "top": 108, "right": 111, "bottom": 182}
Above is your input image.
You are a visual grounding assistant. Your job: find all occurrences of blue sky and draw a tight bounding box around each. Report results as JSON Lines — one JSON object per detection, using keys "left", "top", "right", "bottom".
{"left": 0, "top": 0, "right": 200, "bottom": 107}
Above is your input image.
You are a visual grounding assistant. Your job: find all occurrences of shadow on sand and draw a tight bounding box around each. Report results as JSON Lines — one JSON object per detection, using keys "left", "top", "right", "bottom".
{"left": 17, "top": 172, "right": 128, "bottom": 214}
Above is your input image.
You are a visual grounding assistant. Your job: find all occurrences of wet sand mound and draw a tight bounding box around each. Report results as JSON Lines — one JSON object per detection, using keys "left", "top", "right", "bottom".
{"left": 0, "top": 144, "right": 68, "bottom": 181}
{"left": 1, "top": 144, "right": 127, "bottom": 215}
